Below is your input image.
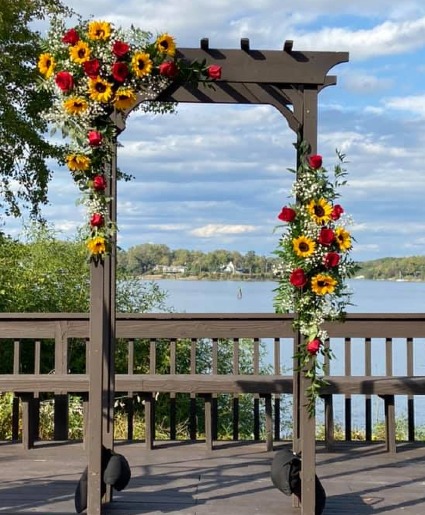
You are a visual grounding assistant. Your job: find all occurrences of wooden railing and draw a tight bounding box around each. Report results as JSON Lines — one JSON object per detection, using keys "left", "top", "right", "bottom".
{"left": 0, "top": 313, "right": 424, "bottom": 452}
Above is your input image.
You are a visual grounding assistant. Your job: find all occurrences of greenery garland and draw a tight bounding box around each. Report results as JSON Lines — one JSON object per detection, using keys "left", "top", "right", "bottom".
{"left": 274, "top": 142, "right": 359, "bottom": 414}
{"left": 37, "top": 17, "right": 221, "bottom": 261}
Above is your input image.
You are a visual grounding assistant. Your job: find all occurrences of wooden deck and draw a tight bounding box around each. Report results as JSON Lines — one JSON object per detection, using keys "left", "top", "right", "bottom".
{"left": 1, "top": 441, "right": 424, "bottom": 514}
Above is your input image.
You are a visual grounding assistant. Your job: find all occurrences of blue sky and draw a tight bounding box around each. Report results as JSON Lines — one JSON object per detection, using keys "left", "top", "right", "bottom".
{"left": 7, "top": 0, "right": 425, "bottom": 261}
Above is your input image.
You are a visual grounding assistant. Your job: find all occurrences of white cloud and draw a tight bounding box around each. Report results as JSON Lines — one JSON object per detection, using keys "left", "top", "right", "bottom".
{"left": 384, "top": 94, "right": 425, "bottom": 118}
{"left": 293, "top": 17, "right": 425, "bottom": 60}
{"left": 190, "top": 224, "right": 256, "bottom": 238}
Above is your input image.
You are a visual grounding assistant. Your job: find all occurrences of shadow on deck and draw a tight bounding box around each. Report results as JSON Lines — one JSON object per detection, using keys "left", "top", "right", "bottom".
{"left": 0, "top": 440, "right": 424, "bottom": 514}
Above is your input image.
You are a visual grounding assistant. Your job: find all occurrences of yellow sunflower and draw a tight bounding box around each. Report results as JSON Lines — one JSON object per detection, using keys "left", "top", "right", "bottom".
{"left": 66, "top": 154, "right": 91, "bottom": 172}
{"left": 311, "top": 273, "right": 337, "bottom": 295}
{"left": 307, "top": 198, "right": 332, "bottom": 224}
{"left": 131, "top": 52, "right": 153, "bottom": 77}
{"left": 88, "top": 77, "right": 113, "bottom": 103}
{"left": 113, "top": 87, "right": 137, "bottom": 110}
{"left": 293, "top": 235, "right": 316, "bottom": 258}
{"left": 63, "top": 97, "right": 88, "bottom": 115}
{"left": 38, "top": 53, "right": 55, "bottom": 78}
{"left": 335, "top": 227, "right": 352, "bottom": 252}
{"left": 87, "top": 236, "right": 106, "bottom": 255}
{"left": 69, "top": 40, "right": 91, "bottom": 64}
{"left": 88, "top": 20, "right": 111, "bottom": 41}
{"left": 156, "top": 33, "right": 176, "bottom": 56}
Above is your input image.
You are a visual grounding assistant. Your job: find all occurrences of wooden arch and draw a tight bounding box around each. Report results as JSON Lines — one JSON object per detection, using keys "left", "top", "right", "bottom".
{"left": 88, "top": 40, "right": 349, "bottom": 514}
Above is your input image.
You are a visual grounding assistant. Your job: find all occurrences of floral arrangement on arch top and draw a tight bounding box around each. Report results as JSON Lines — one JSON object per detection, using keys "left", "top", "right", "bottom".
{"left": 273, "top": 142, "right": 359, "bottom": 415}
{"left": 37, "top": 17, "right": 221, "bottom": 261}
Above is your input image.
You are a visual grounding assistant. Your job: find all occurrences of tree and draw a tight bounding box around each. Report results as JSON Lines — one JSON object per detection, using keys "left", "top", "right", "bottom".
{"left": 0, "top": 0, "right": 72, "bottom": 220}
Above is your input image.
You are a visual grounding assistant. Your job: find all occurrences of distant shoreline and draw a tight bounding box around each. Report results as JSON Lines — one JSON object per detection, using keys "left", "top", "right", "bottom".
{"left": 140, "top": 274, "right": 424, "bottom": 283}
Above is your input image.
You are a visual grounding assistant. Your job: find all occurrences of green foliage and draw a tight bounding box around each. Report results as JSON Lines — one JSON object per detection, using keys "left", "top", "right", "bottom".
{"left": 358, "top": 256, "right": 425, "bottom": 281}
{"left": 0, "top": 0, "right": 72, "bottom": 220}
{"left": 118, "top": 243, "right": 277, "bottom": 277}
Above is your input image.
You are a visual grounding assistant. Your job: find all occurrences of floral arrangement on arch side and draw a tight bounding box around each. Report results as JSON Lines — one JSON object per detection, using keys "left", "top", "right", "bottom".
{"left": 37, "top": 17, "right": 221, "bottom": 261}
{"left": 273, "top": 142, "right": 359, "bottom": 415}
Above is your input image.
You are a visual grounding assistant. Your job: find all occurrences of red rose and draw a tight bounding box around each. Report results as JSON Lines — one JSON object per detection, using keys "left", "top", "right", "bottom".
{"left": 83, "top": 59, "right": 101, "bottom": 78}
{"left": 324, "top": 252, "right": 340, "bottom": 268}
{"left": 62, "top": 28, "right": 79, "bottom": 45}
{"left": 93, "top": 175, "right": 107, "bottom": 191}
{"left": 331, "top": 204, "right": 344, "bottom": 221}
{"left": 88, "top": 131, "right": 103, "bottom": 147}
{"left": 278, "top": 206, "right": 296, "bottom": 222}
{"left": 306, "top": 338, "right": 322, "bottom": 355}
{"left": 318, "top": 227, "right": 334, "bottom": 246}
{"left": 289, "top": 268, "right": 307, "bottom": 288}
{"left": 90, "top": 213, "right": 104, "bottom": 227}
{"left": 112, "top": 62, "right": 129, "bottom": 82}
{"left": 158, "top": 61, "right": 179, "bottom": 78}
{"left": 308, "top": 154, "right": 322, "bottom": 169}
{"left": 112, "top": 40, "right": 130, "bottom": 58}
{"left": 207, "top": 65, "right": 222, "bottom": 80}
{"left": 55, "top": 71, "right": 74, "bottom": 92}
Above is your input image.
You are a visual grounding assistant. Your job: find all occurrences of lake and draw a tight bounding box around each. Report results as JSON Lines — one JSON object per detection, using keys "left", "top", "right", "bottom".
{"left": 153, "top": 278, "right": 425, "bottom": 429}
{"left": 155, "top": 278, "right": 425, "bottom": 314}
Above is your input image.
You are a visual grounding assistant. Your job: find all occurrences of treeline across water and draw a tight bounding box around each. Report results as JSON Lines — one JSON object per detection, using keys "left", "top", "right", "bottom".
{"left": 118, "top": 243, "right": 276, "bottom": 278}
{"left": 118, "top": 243, "right": 425, "bottom": 281}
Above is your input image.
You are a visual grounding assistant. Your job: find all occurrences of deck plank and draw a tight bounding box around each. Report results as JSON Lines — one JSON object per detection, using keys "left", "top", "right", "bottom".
{"left": 0, "top": 440, "right": 424, "bottom": 514}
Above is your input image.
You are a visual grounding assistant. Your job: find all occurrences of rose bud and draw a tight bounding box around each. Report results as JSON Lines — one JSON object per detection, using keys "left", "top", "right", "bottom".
{"left": 83, "top": 59, "right": 101, "bottom": 78}
{"left": 88, "top": 131, "right": 103, "bottom": 147}
{"left": 112, "top": 40, "right": 130, "bottom": 58}
{"left": 90, "top": 213, "right": 104, "bottom": 227}
{"left": 207, "top": 65, "right": 222, "bottom": 80}
{"left": 55, "top": 71, "right": 74, "bottom": 92}
{"left": 92, "top": 175, "right": 107, "bottom": 191}
{"left": 62, "top": 28, "right": 79, "bottom": 45}
{"left": 331, "top": 204, "right": 344, "bottom": 221}
{"left": 306, "top": 338, "right": 322, "bottom": 355}
{"left": 112, "top": 62, "right": 129, "bottom": 82}
{"left": 278, "top": 206, "right": 296, "bottom": 222}
{"left": 289, "top": 268, "right": 307, "bottom": 288}
{"left": 318, "top": 227, "right": 335, "bottom": 246}
{"left": 158, "top": 61, "right": 179, "bottom": 78}
{"left": 308, "top": 154, "right": 322, "bottom": 169}
{"left": 324, "top": 252, "right": 340, "bottom": 268}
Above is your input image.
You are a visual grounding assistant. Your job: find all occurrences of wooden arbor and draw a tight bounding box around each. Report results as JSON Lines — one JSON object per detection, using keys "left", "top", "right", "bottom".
{"left": 88, "top": 39, "right": 349, "bottom": 514}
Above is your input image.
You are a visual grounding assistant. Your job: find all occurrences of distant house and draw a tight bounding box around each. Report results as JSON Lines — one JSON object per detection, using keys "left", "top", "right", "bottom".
{"left": 219, "top": 261, "right": 243, "bottom": 274}
{"left": 153, "top": 265, "right": 187, "bottom": 274}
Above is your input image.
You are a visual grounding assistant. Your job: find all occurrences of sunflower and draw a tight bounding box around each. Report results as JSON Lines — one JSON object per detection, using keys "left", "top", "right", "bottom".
{"left": 69, "top": 40, "right": 91, "bottom": 64}
{"left": 131, "top": 52, "right": 153, "bottom": 77}
{"left": 293, "top": 235, "right": 316, "bottom": 258}
{"left": 88, "top": 77, "right": 113, "bottom": 103}
{"left": 86, "top": 236, "right": 106, "bottom": 255}
{"left": 335, "top": 227, "right": 352, "bottom": 252}
{"left": 311, "top": 273, "right": 337, "bottom": 295}
{"left": 113, "top": 87, "right": 137, "bottom": 110}
{"left": 63, "top": 97, "right": 88, "bottom": 115}
{"left": 88, "top": 20, "right": 111, "bottom": 41}
{"left": 66, "top": 154, "right": 91, "bottom": 172}
{"left": 307, "top": 198, "right": 332, "bottom": 224}
{"left": 38, "top": 53, "right": 55, "bottom": 78}
{"left": 155, "top": 33, "right": 176, "bottom": 57}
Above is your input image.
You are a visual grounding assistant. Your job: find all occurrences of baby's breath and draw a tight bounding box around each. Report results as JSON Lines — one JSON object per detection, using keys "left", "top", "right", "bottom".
{"left": 274, "top": 141, "right": 359, "bottom": 415}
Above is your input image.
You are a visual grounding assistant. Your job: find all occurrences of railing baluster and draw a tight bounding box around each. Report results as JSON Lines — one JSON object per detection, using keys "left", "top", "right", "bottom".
{"left": 365, "top": 337, "right": 372, "bottom": 441}
{"left": 253, "top": 338, "right": 260, "bottom": 441}
{"left": 169, "top": 339, "right": 177, "bottom": 440}
{"left": 189, "top": 338, "right": 197, "bottom": 440}
{"left": 273, "top": 337, "right": 281, "bottom": 441}
{"left": 12, "top": 340, "right": 20, "bottom": 441}
{"left": 407, "top": 337, "right": 415, "bottom": 441}
{"left": 127, "top": 339, "right": 134, "bottom": 441}
{"left": 233, "top": 338, "right": 240, "bottom": 441}
{"left": 344, "top": 337, "right": 352, "bottom": 441}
